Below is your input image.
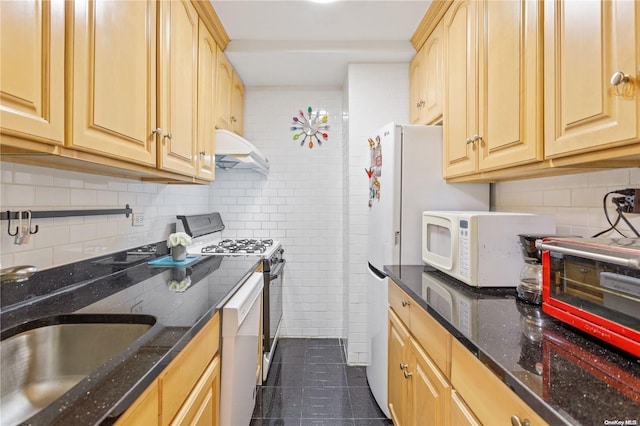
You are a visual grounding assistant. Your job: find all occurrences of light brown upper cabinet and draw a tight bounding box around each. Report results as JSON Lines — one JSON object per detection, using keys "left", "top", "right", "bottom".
{"left": 71, "top": 0, "right": 157, "bottom": 166}
{"left": 1, "top": 0, "right": 65, "bottom": 147}
{"left": 231, "top": 70, "right": 245, "bottom": 136}
{"left": 196, "top": 19, "right": 217, "bottom": 181}
{"left": 410, "top": 20, "right": 444, "bottom": 125}
{"left": 543, "top": 0, "right": 640, "bottom": 162}
{"left": 442, "top": 0, "right": 478, "bottom": 177}
{"left": 443, "top": 0, "right": 543, "bottom": 178}
{"left": 157, "top": 0, "right": 199, "bottom": 177}
{"left": 215, "top": 47, "right": 233, "bottom": 131}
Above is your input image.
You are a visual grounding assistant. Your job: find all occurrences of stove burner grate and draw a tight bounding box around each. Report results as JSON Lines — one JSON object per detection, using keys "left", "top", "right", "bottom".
{"left": 201, "top": 238, "right": 274, "bottom": 255}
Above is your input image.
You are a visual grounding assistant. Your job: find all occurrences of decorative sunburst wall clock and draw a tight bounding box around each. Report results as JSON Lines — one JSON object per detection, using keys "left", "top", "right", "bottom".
{"left": 290, "top": 106, "right": 330, "bottom": 149}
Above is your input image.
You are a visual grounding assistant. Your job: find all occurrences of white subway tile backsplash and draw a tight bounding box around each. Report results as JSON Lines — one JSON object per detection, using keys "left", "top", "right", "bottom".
{"left": 2, "top": 184, "right": 36, "bottom": 206}
{"left": 494, "top": 168, "right": 640, "bottom": 238}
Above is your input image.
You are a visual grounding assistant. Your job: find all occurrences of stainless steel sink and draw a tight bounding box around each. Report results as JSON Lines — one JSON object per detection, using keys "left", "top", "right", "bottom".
{"left": 0, "top": 314, "right": 156, "bottom": 426}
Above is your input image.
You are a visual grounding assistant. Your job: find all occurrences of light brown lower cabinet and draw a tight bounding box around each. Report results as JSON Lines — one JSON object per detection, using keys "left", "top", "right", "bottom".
{"left": 451, "top": 338, "right": 547, "bottom": 426}
{"left": 388, "top": 309, "right": 411, "bottom": 426}
{"left": 115, "top": 313, "right": 221, "bottom": 426}
{"left": 114, "top": 381, "right": 159, "bottom": 425}
{"left": 388, "top": 280, "right": 548, "bottom": 426}
{"left": 170, "top": 356, "right": 220, "bottom": 426}
{"left": 450, "top": 389, "right": 480, "bottom": 426}
{"left": 388, "top": 308, "right": 450, "bottom": 426}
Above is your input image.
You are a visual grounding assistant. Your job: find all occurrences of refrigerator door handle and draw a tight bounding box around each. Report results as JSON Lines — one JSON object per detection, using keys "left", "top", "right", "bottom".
{"left": 368, "top": 262, "right": 386, "bottom": 279}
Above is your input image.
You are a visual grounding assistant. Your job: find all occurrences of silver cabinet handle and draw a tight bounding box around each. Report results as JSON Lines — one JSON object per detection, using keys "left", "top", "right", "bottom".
{"left": 230, "top": 116, "right": 237, "bottom": 123}
{"left": 466, "top": 137, "right": 474, "bottom": 145}
{"left": 401, "top": 300, "right": 410, "bottom": 307}
{"left": 472, "top": 134, "right": 483, "bottom": 143}
{"left": 403, "top": 370, "right": 413, "bottom": 379}
{"left": 152, "top": 128, "right": 162, "bottom": 136}
{"left": 162, "top": 132, "right": 172, "bottom": 145}
{"left": 199, "top": 151, "right": 206, "bottom": 157}
{"left": 399, "top": 363, "right": 408, "bottom": 370}
{"left": 610, "top": 71, "right": 630, "bottom": 86}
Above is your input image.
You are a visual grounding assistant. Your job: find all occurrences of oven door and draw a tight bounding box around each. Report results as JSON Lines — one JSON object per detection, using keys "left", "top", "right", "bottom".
{"left": 263, "top": 258, "right": 285, "bottom": 381}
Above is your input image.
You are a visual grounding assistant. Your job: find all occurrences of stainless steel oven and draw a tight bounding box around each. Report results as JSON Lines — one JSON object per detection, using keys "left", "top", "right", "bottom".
{"left": 262, "top": 246, "right": 285, "bottom": 381}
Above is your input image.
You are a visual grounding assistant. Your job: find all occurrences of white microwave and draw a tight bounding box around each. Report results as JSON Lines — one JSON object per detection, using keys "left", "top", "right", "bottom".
{"left": 421, "top": 211, "right": 555, "bottom": 287}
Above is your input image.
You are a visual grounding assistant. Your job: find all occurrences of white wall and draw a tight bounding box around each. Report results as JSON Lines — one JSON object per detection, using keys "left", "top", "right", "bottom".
{"left": 344, "top": 64, "right": 410, "bottom": 363}
{"left": 493, "top": 168, "right": 640, "bottom": 237}
{"left": 209, "top": 86, "right": 344, "bottom": 338}
{"left": 0, "top": 162, "right": 210, "bottom": 270}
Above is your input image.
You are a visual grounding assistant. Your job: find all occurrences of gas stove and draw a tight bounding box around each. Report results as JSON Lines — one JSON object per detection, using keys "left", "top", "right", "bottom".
{"left": 177, "top": 213, "right": 280, "bottom": 258}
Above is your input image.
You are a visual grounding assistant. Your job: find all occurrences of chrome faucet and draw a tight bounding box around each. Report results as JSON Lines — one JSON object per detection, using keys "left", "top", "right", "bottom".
{"left": 0, "top": 265, "right": 37, "bottom": 283}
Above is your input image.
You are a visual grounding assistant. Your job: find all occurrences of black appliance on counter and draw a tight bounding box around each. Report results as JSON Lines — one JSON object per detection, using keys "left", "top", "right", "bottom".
{"left": 176, "top": 213, "right": 285, "bottom": 382}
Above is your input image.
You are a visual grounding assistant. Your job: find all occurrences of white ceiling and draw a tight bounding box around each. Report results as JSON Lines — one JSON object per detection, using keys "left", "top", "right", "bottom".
{"left": 210, "top": 0, "right": 432, "bottom": 87}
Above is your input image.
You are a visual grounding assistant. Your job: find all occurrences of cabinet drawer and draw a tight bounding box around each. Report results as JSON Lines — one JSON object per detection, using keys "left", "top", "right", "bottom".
{"left": 451, "top": 339, "right": 547, "bottom": 426}
{"left": 389, "top": 280, "right": 413, "bottom": 327}
{"left": 160, "top": 313, "right": 220, "bottom": 426}
{"left": 411, "top": 301, "right": 451, "bottom": 378}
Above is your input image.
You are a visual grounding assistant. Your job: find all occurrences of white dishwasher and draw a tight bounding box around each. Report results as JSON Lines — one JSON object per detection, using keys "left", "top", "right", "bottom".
{"left": 220, "top": 272, "right": 263, "bottom": 426}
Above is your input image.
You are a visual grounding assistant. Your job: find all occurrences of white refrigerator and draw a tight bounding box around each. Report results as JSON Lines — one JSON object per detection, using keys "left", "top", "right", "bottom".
{"left": 366, "top": 123, "right": 490, "bottom": 417}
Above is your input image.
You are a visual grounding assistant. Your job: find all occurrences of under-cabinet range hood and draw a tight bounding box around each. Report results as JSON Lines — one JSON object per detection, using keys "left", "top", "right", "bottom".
{"left": 214, "top": 129, "right": 269, "bottom": 175}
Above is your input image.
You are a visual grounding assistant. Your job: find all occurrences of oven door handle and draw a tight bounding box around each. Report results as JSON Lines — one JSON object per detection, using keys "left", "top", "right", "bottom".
{"left": 536, "top": 241, "right": 640, "bottom": 270}
{"left": 269, "top": 260, "right": 286, "bottom": 281}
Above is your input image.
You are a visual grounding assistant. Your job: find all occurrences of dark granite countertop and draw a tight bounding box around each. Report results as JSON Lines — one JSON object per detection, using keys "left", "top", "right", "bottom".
{"left": 1, "top": 243, "right": 261, "bottom": 425}
{"left": 384, "top": 265, "right": 640, "bottom": 426}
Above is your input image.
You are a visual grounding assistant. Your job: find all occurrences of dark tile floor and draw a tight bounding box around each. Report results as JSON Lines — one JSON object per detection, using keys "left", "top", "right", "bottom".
{"left": 250, "top": 338, "right": 393, "bottom": 426}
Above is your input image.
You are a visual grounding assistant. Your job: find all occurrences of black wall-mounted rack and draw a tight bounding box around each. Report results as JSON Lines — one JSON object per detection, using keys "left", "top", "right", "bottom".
{"left": 1, "top": 204, "right": 132, "bottom": 220}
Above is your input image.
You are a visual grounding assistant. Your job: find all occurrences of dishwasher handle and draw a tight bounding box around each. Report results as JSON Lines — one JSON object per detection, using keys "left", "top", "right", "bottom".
{"left": 222, "top": 272, "right": 263, "bottom": 335}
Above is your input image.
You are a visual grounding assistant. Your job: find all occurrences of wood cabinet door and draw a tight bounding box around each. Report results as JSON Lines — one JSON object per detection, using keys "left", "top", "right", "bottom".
{"left": 409, "top": 47, "right": 426, "bottom": 124}
{"left": 170, "top": 356, "right": 220, "bottom": 426}
{"left": 215, "top": 48, "right": 232, "bottom": 131}
{"left": 443, "top": 0, "right": 479, "bottom": 178}
{"left": 544, "top": 0, "right": 639, "bottom": 158}
{"left": 160, "top": 313, "right": 219, "bottom": 426}
{"left": 158, "top": 0, "right": 198, "bottom": 176}
{"left": 71, "top": 0, "right": 156, "bottom": 165}
{"left": 388, "top": 309, "right": 411, "bottom": 426}
{"left": 451, "top": 339, "right": 548, "bottom": 426}
{"left": 115, "top": 381, "right": 159, "bottom": 426}
{"left": 196, "top": 19, "right": 216, "bottom": 181}
{"left": 1, "top": 0, "right": 65, "bottom": 146}
{"left": 409, "top": 338, "right": 450, "bottom": 426}
{"left": 230, "top": 70, "right": 245, "bottom": 136}
{"left": 478, "top": 0, "right": 543, "bottom": 171}
{"left": 451, "top": 389, "right": 481, "bottom": 426}
{"left": 422, "top": 21, "right": 444, "bottom": 125}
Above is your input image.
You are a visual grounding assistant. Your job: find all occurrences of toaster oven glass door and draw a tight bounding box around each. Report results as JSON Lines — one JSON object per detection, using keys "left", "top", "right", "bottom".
{"left": 542, "top": 251, "right": 640, "bottom": 357}
{"left": 546, "top": 253, "right": 640, "bottom": 332}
